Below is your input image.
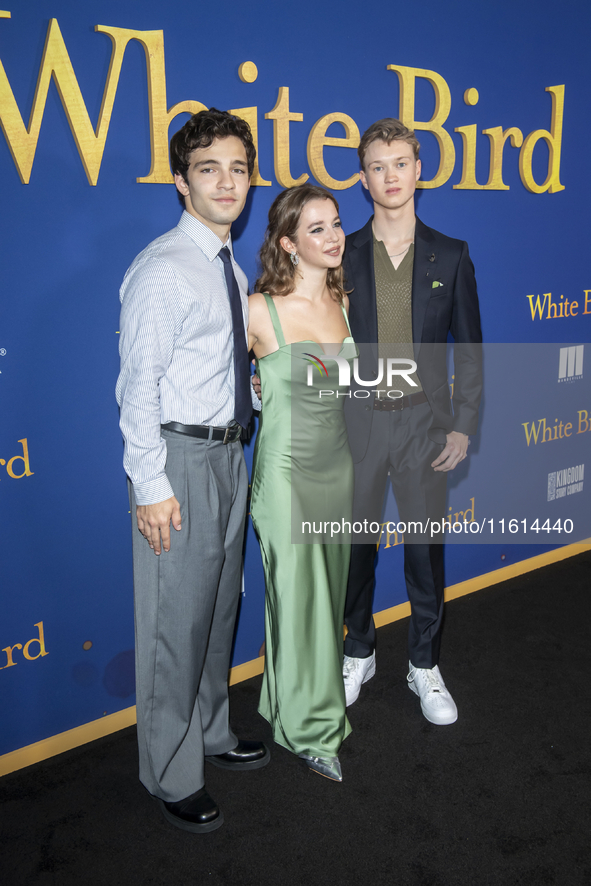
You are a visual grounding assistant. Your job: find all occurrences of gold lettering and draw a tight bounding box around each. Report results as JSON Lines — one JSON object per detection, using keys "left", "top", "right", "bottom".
{"left": 453, "top": 125, "right": 485, "bottom": 189}
{"left": 132, "top": 28, "right": 207, "bottom": 184}
{"left": 541, "top": 419, "right": 553, "bottom": 443}
{"left": 454, "top": 126, "right": 524, "bottom": 190}
{"left": 265, "top": 87, "right": 308, "bottom": 188}
{"left": 387, "top": 64, "right": 455, "bottom": 189}
{"left": 481, "top": 126, "right": 523, "bottom": 189}
{"left": 526, "top": 293, "right": 550, "bottom": 320}
{"left": 583, "top": 291, "right": 591, "bottom": 315}
{"left": 238, "top": 61, "right": 258, "bottom": 84}
{"left": 564, "top": 422, "right": 572, "bottom": 437}
{"left": 379, "top": 521, "right": 403, "bottom": 549}
{"left": 1, "top": 644, "right": 22, "bottom": 668}
{"left": 6, "top": 438, "right": 34, "bottom": 478}
{"left": 546, "top": 294, "right": 558, "bottom": 319}
{"left": 570, "top": 301, "right": 578, "bottom": 316}
{"left": 23, "top": 622, "right": 48, "bottom": 661}
{"left": 519, "top": 85, "right": 565, "bottom": 194}
{"left": 0, "top": 19, "right": 147, "bottom": 185}
{"left": 306, "top": 112, "right": 360, "bottom": 190}
{"left": 228, "top": 106, "right": 271, "bottom": 186}
{"left": 577, "top": 410, "right": 589, "bottom": 434}
{"left": 522, "top": 419, "right": 543, "bottom": 446}
{"left": 463, "top": 497, "right": 475, "bottom": 522}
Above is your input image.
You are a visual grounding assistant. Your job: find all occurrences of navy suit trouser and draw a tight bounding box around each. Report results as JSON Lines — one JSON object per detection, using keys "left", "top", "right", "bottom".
{"left": 344, "top": 401, "right": 447, "bottom": 669}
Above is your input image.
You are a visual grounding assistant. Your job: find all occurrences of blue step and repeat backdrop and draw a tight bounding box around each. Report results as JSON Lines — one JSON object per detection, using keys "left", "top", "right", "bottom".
{"left": 1, "top": 0, "right": 590, "bottom": 758}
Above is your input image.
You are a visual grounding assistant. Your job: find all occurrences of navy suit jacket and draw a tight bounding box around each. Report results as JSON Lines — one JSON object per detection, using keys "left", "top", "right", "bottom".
{"left": 344, "top": 216, "right": 483, "bottom": 461}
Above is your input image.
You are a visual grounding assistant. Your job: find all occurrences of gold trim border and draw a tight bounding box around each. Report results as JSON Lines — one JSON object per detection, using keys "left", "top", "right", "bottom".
{"left": 2, "top": 540, "right": 589, "bottom": 778}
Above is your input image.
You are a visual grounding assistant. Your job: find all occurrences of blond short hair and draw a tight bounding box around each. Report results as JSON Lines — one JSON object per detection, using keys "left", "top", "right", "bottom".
{"left": 358, "top": 119, "right": 420, "bottom": 169}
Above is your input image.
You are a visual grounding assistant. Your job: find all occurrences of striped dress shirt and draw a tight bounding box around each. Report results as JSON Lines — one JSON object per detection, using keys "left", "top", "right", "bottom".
{"left": 116, "top": 211, "right": 256, "bottom": 506}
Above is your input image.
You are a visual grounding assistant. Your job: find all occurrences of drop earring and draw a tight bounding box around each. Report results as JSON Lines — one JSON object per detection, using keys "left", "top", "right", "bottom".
{"left": 290, "top": 252, "right": 299, "bottom": 266}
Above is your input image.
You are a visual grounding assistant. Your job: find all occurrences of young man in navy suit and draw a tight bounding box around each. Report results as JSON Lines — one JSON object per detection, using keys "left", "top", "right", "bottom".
{"left": 342, "top": 119, "right": 482, "bottom": 723}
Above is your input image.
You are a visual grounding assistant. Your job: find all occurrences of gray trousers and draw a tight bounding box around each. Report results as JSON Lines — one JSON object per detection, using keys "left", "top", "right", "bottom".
{"left": 129, "top": 429, "right": 248, "bottom": 802}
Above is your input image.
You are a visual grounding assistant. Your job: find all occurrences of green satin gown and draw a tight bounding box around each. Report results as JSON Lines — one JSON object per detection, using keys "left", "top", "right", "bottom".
{"left": 250, "top": 294, "right": 355, "bottom": 757}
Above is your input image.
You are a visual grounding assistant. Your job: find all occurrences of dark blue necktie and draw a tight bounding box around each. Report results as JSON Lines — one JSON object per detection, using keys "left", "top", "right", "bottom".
{"left": 218, "top": 246, "right": 252, "bottom": 430}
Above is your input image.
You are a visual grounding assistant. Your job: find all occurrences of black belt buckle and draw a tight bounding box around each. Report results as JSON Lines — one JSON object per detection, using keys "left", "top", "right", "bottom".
{"left": 161, "top": 421, "right": 241, "bottom": 443}
{"left": 374, "top": 390, "right": 426, "bottom": 412}
{"left": 223, "top": 424, "right": 240, "bottom": 444}
{"left": 374, "top": 395, "right": 405, "bottom": 412}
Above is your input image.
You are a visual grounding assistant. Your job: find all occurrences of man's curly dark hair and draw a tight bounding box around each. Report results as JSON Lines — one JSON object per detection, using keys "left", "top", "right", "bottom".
{"left": 170, "top": 108, "right": 256, "bottom": 206}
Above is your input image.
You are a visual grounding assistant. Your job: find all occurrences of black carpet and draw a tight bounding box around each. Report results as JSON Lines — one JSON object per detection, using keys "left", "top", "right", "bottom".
{"left": 2, "top": 551, "right": 590, "bottom": 886}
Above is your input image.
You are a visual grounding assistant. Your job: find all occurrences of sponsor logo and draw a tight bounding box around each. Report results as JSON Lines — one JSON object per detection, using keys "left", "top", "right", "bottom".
{"left": 547, "top": 463, "right": 584, "bottom": 501}
{"left": 558, "top": 345, "right": 583, "bottom": 382}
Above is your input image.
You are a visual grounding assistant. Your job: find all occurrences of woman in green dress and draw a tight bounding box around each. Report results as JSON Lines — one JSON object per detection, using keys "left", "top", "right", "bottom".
{"left": 248, "top": 185, "right": 355, "bottom": 782}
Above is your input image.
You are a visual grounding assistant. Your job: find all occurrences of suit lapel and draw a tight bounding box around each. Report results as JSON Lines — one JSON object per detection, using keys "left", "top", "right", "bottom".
{"left": 412, "top": 217, "right": 437, "bottom": 354}
{"left": 347, "top": 217, "right": 378, "bottom": 344}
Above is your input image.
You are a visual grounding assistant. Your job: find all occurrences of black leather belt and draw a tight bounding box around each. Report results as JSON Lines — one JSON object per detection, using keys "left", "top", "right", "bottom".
{"left": 373, "top": 390, "right": 428, "bottom": 412}
{"left": 161, "top": 421, "right": 242, "bottom": 443}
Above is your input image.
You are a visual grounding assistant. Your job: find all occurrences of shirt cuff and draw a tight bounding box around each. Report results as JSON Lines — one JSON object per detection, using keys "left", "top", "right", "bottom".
{"left": 251, "top": 385, "right": 262, "bottom": 412}
{"left": 132, "top": 474, "right": 175, "bottom": 506}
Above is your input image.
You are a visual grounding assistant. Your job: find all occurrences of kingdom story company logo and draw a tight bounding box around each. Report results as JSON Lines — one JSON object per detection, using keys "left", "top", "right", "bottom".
{"left": 547, "top": 463, "right": 584, "bottom": 500}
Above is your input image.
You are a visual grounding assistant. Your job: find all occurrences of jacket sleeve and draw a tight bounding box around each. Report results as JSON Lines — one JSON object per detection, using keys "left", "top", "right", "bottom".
{"left": 449, "top": 241, "right": 483, "bottom": 436}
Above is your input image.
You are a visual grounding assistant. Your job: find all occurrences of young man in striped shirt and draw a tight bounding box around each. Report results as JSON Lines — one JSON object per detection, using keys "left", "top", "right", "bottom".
{"left": 116, "top": 109, "right": 268, "bottom": 834}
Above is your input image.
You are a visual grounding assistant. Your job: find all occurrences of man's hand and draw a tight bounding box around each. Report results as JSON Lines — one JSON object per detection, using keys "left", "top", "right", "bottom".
{"left": 251, "top": 373, "right": 261, "bottom": 401}
{"left": 431, "top": 431, "right": 469, "bottom": 472}
{"left": 136, "top": 496, "right": 182, "bottom": 555}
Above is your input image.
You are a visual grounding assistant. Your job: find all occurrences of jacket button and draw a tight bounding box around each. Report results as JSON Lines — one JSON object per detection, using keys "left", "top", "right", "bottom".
{"left": 365, "top": 405, "right": 371, "bottom": 411}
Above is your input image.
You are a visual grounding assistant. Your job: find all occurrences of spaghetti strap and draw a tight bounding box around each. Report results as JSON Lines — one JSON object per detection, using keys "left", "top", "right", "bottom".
{"left": 263, "top": 293, "right": 287, "bottom": 348}
{"left": 341, "top": 303, "right": 352, "bottom": 336}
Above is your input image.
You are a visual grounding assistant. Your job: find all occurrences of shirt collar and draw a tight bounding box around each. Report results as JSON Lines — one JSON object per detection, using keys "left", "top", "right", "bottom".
{"left": 177, "top": 210, "right": 234, "bottom": 262}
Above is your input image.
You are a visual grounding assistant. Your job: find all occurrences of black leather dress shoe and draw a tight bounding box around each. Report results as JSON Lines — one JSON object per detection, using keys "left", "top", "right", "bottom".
{"left": 205, "top": 739, "right": 270, "bottom": 770}
{"left": 157, "top": 787, "right": 223, "bottom": 833}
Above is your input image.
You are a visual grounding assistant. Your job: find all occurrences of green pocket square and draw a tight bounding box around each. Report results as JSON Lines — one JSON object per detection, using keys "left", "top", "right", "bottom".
{"left": 432, "top": 280, "right": 443, "bottom": 288}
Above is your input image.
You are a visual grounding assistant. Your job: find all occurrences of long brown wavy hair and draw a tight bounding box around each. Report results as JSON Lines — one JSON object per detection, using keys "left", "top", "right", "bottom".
{"left": 255, "top": 185, "right": 347, "bottom": 303}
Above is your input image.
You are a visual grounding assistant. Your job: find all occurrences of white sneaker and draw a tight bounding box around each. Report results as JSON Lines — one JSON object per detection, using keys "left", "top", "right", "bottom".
{"left": 343, "top": 652, "right": 376, "bottom": 706}
{"left": 407, "top": 662, "right": 458, "bottom": 725}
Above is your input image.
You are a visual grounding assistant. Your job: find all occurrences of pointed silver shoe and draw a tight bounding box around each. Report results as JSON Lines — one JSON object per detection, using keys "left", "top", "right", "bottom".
{"left": 298, "top": 754, "right": 342, "bottom": 782}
